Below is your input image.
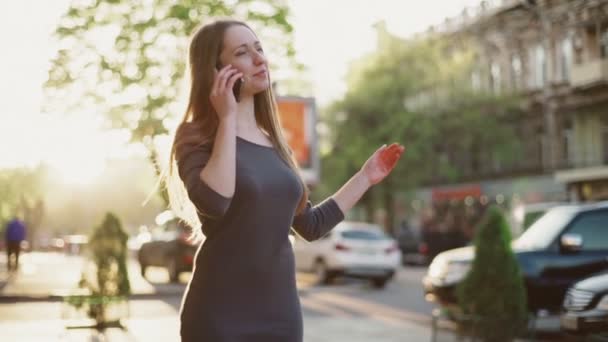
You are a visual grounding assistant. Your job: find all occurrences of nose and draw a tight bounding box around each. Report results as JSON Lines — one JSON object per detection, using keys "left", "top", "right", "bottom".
{"left": 253, "top": 50, "right": 266, "bottom": 66}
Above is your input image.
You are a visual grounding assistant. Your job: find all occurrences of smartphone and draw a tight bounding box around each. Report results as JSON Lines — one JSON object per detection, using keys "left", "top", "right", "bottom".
{"left": 232, "top": 77, "right": 242, "bottom": 102}
{"left": 216, "top": 62, "right": 242, "bottom": 102}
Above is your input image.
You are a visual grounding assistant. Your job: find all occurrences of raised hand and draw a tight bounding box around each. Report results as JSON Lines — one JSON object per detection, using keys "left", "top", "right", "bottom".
{"left": 209, "top": 64, "right": 243, "bottom": 121}
{"left": 361, "top": 143, "right": 405, "bottom": 185}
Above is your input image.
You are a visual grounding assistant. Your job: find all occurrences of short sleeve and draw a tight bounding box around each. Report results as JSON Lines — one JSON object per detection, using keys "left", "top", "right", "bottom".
{"left": 291, "top": 198, "right": 345, "bottom": 241}
{"left": 177, "top": 144, "right": 232, "bottom": 219}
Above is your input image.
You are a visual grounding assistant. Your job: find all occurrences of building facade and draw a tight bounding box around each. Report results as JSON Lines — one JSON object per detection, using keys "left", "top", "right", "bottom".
{"left": 410, "top": 0, "right": 608, "bottom": 204}
{"left": 383, "top": 0, "right": 608, "bottom": 245}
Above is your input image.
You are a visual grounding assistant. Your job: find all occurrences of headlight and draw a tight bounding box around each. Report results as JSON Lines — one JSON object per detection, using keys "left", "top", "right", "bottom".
{"left": 428, "top": 257, "right": 471, "bottom": 285}
{"left": 597, "top": 295, "right": 608, "bottom": 310}
{"left": 443, "top": 261, "right": 471, "bottom": 284}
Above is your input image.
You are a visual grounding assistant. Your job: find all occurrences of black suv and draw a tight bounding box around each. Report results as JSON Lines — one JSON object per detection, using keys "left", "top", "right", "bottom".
{"left": 423, "top": 201, "right": 608, "bottom": 313}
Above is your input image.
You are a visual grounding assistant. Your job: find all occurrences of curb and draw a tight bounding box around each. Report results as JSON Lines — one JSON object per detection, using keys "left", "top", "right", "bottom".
{"left": 0, "top": 291, "right": 185, "bottom": 303}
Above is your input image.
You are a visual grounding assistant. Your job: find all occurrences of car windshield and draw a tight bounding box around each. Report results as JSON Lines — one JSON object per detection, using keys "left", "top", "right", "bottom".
{"left": 341, "top": 229, "right": 389, "bottom": 241}
{"left": 513, "top": 206, "right": 578, "bottom": 250}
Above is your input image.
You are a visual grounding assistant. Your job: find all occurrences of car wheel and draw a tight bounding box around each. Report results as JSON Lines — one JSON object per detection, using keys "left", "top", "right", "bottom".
{"left": 370, "top": 276, "right": 390, "bottom": 289}
{"left": 168, "top": 258, "right": 180, "bottom": 283}
{"left": 314, "top": 260, "right": 333, "bottom": 285}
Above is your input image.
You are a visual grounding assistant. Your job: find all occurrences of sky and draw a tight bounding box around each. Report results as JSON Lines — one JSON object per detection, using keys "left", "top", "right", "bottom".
{"left": 0, "top": 0, "right": 481, "bottom": 183}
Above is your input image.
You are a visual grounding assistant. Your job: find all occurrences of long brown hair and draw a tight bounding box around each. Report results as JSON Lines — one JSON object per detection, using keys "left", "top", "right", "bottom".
{"left": 167, "top": 19, "right": 309, "bottom": 234}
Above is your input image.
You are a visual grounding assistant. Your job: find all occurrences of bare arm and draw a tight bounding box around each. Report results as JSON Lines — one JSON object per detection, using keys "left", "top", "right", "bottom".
{"left": 200, "top": 64, "right": 243, "bottom": 198}
{"left": 332, "top": 143, "right": 405, "bottom": 215}
{"left": 200, "top": 119, "right": 237, "bottom": 198}
{"left": 331, "top": 171, "right": 371, "bottom": 214}
{"left": 291, "top": 143, "right": 404, "bottom": 241}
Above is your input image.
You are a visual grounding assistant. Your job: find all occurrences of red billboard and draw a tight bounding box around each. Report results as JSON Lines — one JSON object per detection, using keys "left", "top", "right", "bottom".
{"left": 276, "top": 96, "right": 318, "bottom": 185}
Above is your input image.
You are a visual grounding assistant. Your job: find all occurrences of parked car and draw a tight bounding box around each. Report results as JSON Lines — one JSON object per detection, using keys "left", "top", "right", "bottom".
{"left": 423, "top": 201, "right": 608, "bottom": 313}
{"left": 395, "top": 224, "right": 428, "bottom": 265}
{"left": 561, "top": 271, "right": 608, "bottom": 335}
{"left": 292, "top": 221, "right": 401, "bottom": 288}
{"left": 509, "top": 201, "right": 566, "bottom": 237}
{"left": 137, "top": 218, "right": 200, "bottom": 283}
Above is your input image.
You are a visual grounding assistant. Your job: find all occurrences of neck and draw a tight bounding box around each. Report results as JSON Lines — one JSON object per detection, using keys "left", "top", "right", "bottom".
{"left": 236, "top": 95, "right": 258, "bottom": 133}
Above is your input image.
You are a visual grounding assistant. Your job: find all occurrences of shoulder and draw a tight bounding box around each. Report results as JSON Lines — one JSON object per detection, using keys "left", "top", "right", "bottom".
{"left": 175, "top": 122, "right": 213, "bottom": 162}
{"left": 176, "top": 143, "right": 213, "bottom": 173}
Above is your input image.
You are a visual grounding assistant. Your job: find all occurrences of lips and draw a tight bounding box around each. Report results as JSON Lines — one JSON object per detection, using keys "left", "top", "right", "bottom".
{"left": 253, "top": 70, "right": 267, "bottom": 78}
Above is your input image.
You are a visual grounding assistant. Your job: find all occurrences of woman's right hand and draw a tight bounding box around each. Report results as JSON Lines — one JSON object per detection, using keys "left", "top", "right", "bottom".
{"left": 210, "top": 64, "right": 243, "bottom": 121}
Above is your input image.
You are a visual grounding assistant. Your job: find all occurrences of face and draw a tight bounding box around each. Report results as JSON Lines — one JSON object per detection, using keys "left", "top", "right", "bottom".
{"left": 218, "top": 25, "right": 269, "bottom": 96}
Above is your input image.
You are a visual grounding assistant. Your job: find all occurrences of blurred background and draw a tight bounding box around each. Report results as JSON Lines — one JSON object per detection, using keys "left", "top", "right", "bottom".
{"left": 1, "top": 0, "right": 607, "bottom": 341}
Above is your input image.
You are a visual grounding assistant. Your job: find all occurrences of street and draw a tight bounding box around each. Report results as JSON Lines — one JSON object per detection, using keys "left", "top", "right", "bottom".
{"left": 0, "top": 252, "right": 572, "bottom": 341}
{"left": 0, "top": 252, "right": 436, "bottom": 341}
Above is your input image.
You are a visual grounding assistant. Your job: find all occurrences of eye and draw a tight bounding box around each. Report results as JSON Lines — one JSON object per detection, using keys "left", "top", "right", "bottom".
{"left": 235, "top": 51, "right": 246, "bottom": 56}
{"left": 256, "top": 47, "right": 264, "bottom": 53}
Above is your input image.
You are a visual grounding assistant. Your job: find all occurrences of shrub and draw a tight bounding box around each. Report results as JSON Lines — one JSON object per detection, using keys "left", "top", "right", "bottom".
{"left": 456, "top": 206, "right": 527, "bottom": 341}
{"left": 73, "top": 212, "right": 131, "bottom": 327}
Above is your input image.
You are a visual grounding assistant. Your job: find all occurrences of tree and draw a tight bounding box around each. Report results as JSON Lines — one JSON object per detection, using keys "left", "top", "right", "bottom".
{"left": 0, "top": 167, "right": 47, "bottom": 248}
{"left": 456, "top": 206, "right": 528, "bottom": 341}
{"left": 319, "top": 24, "right": 521, "bottom": 234}
{"left": 45, "top": 0, "right": 296, "bottom": 206}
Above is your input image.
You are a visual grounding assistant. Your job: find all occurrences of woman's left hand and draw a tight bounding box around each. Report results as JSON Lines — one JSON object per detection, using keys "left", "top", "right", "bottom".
{"left": 360, "top": 143, "right": 405, "bottom": 186}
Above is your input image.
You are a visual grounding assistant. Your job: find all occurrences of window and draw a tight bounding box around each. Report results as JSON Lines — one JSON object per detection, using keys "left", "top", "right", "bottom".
{"left": 341, "top": 229, "right": 389, "bottom": 241}
{"left": 514, "top": 206, "right": 578, "bottom": 250}
{"left": 562, "top": 119, "right": 574, "bottom": 166}
{"left": 534, "top": 44, "right": 546, "bottom": 88}
{"left": 560, "top": 37, "right": 573, "bottom": 81}
{"left": 471, "top": 69, "right": 481, "bottom": 91}
{"left": 535, "top": 126, "right": 545, "bottom": 169}
{"left": 490, "top": 62, "right": 501, "bottom": 93}
{"left": 565, "top": 210, "right": 608, "bottom": 251}
{"left": 602, "top": 116, "right": 608, "bottom": 163}
{"left": 573, "top": 31, "right": 584, "bottom": 64}
{"left": 511, "top": 54, "right": 522, "bottom": 89}
{"left": 601, "top": 28, "right": 608, "bottom": 58}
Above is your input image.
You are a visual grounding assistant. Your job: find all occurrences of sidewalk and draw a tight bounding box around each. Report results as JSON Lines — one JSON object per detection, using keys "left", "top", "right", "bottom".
{"left": 0, "top": 252, "right": 183, "bottom": 302}
{"left": 0, "top": 310, "right": 433, "bottom": 341}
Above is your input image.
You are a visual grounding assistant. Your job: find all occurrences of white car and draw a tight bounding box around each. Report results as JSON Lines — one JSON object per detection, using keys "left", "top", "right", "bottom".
{"left": 292, "top": 221, "right": 402, "bottom": 288}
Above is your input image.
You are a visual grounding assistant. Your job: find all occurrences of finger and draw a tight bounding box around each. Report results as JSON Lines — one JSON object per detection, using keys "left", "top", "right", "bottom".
{"left": 386, "top": 143, "right": 400, "bottom": 153}
{"left": 389, "top": 150, "right": 405, "bottom": 169}
{"left": 218, "top": 68, "right": 239, "bottom": 94}
{"left": 381, "top": 147, "right": 403, "bottom": 170}
{"left": 226, "top": 72, "right": 244, "bottom": 90}
{"left": 212, "top": 64, "right": 233, "bottom": 95}
{"left": 375, "top": 144, "right": 387, "bottom": 154}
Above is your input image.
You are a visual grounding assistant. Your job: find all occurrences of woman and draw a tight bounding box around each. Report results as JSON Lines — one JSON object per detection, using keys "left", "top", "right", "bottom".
{"left": 168, "top": 19, "right": 405, "bottom": 342}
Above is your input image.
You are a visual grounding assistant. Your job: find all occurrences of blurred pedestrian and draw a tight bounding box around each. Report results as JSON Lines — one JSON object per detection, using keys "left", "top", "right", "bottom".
{"left": 5, "top": 217, "right": 26, "bottom": 272}
{"left": 166, "top": 19, "right": 405, "bottom": 342}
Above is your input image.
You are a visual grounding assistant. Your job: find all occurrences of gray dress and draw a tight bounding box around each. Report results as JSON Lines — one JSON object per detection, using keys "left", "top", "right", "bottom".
{"left": 178, "top": 136, "right": 344, "bottom": 342}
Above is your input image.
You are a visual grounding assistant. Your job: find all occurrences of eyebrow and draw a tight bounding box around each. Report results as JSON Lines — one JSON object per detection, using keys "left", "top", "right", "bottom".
{"left": 232, "top": 41, "right": 261, "bottom": 53}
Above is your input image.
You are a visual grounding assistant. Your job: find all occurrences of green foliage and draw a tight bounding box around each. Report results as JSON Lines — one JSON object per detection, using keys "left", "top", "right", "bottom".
{"left": 45, "top": 0, "right": 295, "bottom": 205}
{"left": 319, "top": 26, "right": 522, "bottom": 229}
{"left": 456, "top": 206, "right": 528, "bottom": 341}
{"left": 0, "top": 167, "right": 46, "bottom": 245}
{"left": 76, "top": 212, "right": 131, "bottom": 325}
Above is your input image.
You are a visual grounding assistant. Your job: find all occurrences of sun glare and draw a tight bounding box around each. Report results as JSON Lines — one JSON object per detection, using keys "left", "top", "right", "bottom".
{"left": 49, "top": 156, "right": 105, "bottom": 186}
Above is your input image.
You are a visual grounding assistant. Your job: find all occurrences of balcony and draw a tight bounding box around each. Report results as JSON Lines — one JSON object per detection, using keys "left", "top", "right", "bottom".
{"left": 570, "top": 58, "right": 608, "bottom": 88}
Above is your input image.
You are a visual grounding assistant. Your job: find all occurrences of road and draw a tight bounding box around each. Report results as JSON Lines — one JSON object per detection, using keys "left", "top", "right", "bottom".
{"left": 0, "top": 251, "right": 435, "bottom": 321}
{"left": 0, "top": 252, "right": 570, "bottom": 341}
{"left": 0, "top": 252, "right": 436, "bottom": 341}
